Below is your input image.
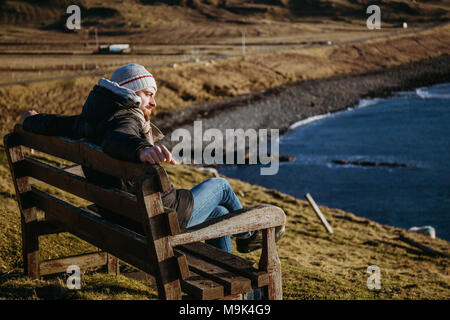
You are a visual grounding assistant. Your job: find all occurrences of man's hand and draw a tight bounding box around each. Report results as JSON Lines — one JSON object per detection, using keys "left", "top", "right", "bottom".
{"left": 139, "top": 145, "right": 177, "bottom": 165}
{"left": 20, "top": 110, "right": 39, "bottom": 124}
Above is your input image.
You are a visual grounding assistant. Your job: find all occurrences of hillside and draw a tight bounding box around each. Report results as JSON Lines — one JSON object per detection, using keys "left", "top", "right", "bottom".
{"left": 0, "top": 0, "right": 448, "bottom": 46}
{"left": 1, "top": 0, "right": 449, "bottom": 27}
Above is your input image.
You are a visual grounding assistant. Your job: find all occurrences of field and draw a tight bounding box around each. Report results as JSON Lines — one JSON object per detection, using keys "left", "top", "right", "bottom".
{"left": 0, "top": 22, "right": 420, "bottom": 84}
{"left": 1, "top": 0, "right": 449, "bottom": 84}
{"left": 0, "top": 0, "right": 449, "bottom": 300}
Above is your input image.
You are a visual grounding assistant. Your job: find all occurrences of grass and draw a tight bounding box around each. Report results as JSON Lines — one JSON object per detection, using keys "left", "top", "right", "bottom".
{"left": 0, "top": 149, "right": 449, "bottom": 300}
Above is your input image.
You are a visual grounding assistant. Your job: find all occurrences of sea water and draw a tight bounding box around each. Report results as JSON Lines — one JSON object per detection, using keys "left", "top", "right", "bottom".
{"left": 218, "top": 83, "right": 450, "bottom": 240}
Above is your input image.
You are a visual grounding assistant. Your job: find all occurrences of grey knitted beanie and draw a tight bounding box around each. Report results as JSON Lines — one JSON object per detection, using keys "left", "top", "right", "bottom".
{"left": 110, "top": 64, "right": 157, "bottom": 92}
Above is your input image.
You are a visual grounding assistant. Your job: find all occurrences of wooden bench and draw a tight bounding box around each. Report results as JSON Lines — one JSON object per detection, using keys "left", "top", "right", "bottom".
{"left": 4, "top": 124, "right": 286, "bottom": 300}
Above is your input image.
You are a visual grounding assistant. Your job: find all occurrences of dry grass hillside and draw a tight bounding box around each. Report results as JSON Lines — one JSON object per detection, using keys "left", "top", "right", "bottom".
{"left": 0, "top": 0, "right": 448, "bottom": 46}
{"left": 1, "top": 0, "right": 449, "bottom": 28}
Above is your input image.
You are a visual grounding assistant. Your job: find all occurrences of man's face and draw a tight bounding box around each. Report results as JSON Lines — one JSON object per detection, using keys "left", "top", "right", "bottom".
{"left": 136, "top": 86, "right": 157, "bottom": 121}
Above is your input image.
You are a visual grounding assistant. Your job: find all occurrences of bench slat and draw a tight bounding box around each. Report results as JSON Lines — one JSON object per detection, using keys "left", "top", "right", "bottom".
{"left": 177, "top": 249, "right": 252, "bottom": 295}
{"left": 28, "top": 220, "right": 65, "bottom": 236}
{"left": 13, "top": 125, "right": 169, "bottom": 186}
{"left": 40, "top": 252, "right": 107, "bottom": 276}
{"left": 170, "top": 205, "right": 286, "bottom": 247}
{"left": 179, "top": 242, "right": 268, "bottom": 288}
{"left": 181, "top": 270, "right": 224, "bottom": 300}
{"left": 18, "top": 157, "right": 142, "bottom": 224}
{"left": 30, "top": 187, "right": 156, "bottom": 275}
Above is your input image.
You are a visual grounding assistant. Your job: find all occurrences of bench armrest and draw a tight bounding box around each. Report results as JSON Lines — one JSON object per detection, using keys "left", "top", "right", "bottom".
{"left": 169, "top": 204, "right": 286, "bottom": 247}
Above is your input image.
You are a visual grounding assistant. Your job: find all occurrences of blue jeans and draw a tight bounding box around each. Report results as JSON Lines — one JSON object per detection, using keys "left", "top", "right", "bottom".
{"left": 187, "top": 178, "right": 252, "bottom": 253}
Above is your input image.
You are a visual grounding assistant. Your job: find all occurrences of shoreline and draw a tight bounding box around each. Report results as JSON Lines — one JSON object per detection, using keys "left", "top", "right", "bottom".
{"left": 288, "top": 80, "right": 449, "bottom": 131}
{"left": 287, "top": 97, "right": 386, "bottom": 130}
{"left": 155, "top": 54, "right": 450, "bottom": 151}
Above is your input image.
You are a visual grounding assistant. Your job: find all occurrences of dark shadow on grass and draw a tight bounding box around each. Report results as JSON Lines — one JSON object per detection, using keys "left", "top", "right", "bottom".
{"left": 0, "top": 145, "right": 9, "bottom": 166}
{"left": 0, "top": 269, "right": 157, "bottom": 300}
{"left": 0, "top": 271, "right": 36, "bottom": 299}
{"left": 375, "top": 240, "right": 426, "bottom": 257}
{"left": 0, "top": 190, "right": 16, "bottom": 200}
{"left": 81, "top": 281, "right": 158, "bottom": 299}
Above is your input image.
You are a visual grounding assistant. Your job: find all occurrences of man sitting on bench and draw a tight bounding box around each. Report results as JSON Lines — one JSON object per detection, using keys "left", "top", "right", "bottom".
{"left": 20, "top": 64, "right": 284, "bottom": 254}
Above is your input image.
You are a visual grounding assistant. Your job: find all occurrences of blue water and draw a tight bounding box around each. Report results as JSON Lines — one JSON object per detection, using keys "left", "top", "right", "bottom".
{"left": 219, "top": 83, "right": 450, "bottom": 240}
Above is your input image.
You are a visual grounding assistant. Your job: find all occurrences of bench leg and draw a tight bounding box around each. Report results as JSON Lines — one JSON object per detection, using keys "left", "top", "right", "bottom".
{"left": 258, "top": 227, "right": 282, "bottom": 300}
{"left": 5, "top": 141, "right": 40, "bottom": 279}
{"left": 22, "top": 220, "right": 40, "bottom": 279}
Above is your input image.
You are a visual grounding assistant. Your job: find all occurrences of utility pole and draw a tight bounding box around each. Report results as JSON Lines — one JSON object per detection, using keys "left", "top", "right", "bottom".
{"left": 242, "top": 31, "right": 246, "bottom": 57}
{"left": 95, "top": 27, "right": 99, "bottom": 50}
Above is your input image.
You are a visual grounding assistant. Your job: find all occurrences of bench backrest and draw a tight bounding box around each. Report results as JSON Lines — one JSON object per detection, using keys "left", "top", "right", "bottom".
{"left": 4, "top": 124, "right": 189, "bottom": 299}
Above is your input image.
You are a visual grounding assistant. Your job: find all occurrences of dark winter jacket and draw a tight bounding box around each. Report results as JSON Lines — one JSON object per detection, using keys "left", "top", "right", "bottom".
{"left": 23, "top": 78, "right": 193, "bottom": 230}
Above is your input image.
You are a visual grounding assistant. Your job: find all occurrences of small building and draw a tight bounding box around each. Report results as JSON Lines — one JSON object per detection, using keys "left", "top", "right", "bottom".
{"left": 97, "top": 44, "right": 131, "bottom": 54}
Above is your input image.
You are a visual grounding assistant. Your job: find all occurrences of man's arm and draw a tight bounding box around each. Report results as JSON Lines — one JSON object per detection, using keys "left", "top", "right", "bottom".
{"left": 22, "top": 111, "right": 81, "bottom": 139}
{"left": 21, "top": 110, "right": 175, "bottom": 164}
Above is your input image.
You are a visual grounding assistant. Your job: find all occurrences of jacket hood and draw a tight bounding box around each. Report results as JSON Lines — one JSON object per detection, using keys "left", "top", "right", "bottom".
{"left": 81, "top": 78, "right": 142, "bottom": 123}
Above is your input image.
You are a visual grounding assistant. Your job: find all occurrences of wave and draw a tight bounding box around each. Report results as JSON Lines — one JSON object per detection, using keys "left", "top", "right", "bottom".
{"left": 397, "top": 83, "right": 450, "bottom": 100}
{"left": 287, "top": 83, "right": 448, "bottom": 132}
{"left": 354, "top": 98, "right": 384, "bottom": 109}
{"left": 416, "top": 88, "right": 450, "bottom": 100}
{"left": 288, "top": 98, "right": 385, "bottom": 131}
{"left": 288, "top": 113, "right": 332, "bottom": 130}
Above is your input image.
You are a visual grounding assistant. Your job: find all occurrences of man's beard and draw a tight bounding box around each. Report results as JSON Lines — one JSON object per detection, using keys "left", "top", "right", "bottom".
{"left": 141, "top": 107, "right": 152, "bottom": 121}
